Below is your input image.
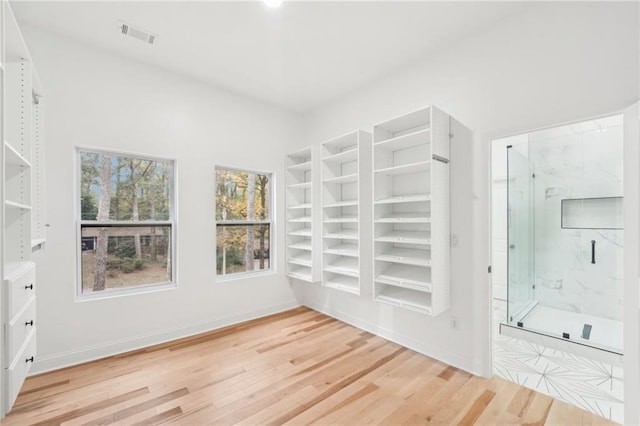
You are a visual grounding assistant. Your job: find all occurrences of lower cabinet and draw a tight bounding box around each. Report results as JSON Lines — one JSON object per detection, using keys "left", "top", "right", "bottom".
{"left": 7, "top": 328, "right": 36, "bottom": 408}
{"left": 3, "top": 262, "right": 37, "bottom": 411}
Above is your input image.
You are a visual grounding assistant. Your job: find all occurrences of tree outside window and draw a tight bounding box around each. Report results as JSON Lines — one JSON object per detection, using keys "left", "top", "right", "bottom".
{"left": 78, "top": 148, "right": 175, "bottom": 296}
{"left": 216, "top": 167, "right": 272, "bottom": 277}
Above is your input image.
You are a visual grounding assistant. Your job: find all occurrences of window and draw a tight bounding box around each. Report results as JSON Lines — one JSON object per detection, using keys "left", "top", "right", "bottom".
{"left": 77, "top": 148, "right": 176, "bottom": 297}
{"left": 216, "top": 167, "right": 272, "bottom": 277}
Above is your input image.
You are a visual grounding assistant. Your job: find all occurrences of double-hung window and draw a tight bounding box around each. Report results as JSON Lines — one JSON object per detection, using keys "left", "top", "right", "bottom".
{"left": 215, "top": 167, "right": 272, "bottom": 278}
{"left": 77, "top": 148, "right": 176, "bottom": 297}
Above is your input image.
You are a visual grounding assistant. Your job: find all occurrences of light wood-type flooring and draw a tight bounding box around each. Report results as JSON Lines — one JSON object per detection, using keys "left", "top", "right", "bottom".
{"left": 2, "top": 307, "right": 617, "bottom": 425}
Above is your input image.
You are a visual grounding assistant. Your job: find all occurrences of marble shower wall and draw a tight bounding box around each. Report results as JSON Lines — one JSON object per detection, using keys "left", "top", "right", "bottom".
{"left": 528, "top": 115, "right": 624, "bottom": 321}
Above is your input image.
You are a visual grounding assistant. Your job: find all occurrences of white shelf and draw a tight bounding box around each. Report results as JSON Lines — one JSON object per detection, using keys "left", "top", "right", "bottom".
{"left": 288, "top": 216, "right": 312, "bottom": 223}
{"left": 376, "top": 263, "right": 431, "bottom": 287}
{"left": 375, "top": 213, "right": 430, "bottom": 223}
{"left": 288, "top": 243, "right": 312, "bottom": 251}
{"left": 288, "top": 203, "right": 312, "bottom": 210}
{"left": 5, "top": 200, "right": 32, "bottom": 210}
{"left": 3, "top": 261, "right": 35, "bottom": 282}
{"left": 374, "top": 194, "right": 431, "bottom": 204}
{"left": 287, "top": 161, "right": 312, "bottom": 171}
{"left": 288, "top": 255, "right": 312, "bottom": 267}
{"left": 322, "top": 148, "right": 358, "bottom": 163}
{"left": 287, "top": 147, "right": 312, "bottom": 162}
{"left": 323, "top": 216, "right": 358, "bottom": 223}
{"left": 323, "top": 200, "right": 359, "bottom": 208}
{"left": 324, "top": 276, "right": 360, "bottom": 294}
{"left": 323, "top": 244, "right": 359, "bottom": 257}
{"left": 3, "top": 8, "right": 46, "bottom": 416}
{"left": 375, "top": 231, "right": 430, "bottom": 245}
{"left": 4, "top": 141, "right": 31, "bottom": 167}
{"left": 288, "top": 181, "right": 312, "bottom": 189}
{"left": 376, "top": 286, "right": 432, "bottom": 315}
{"left": 375, "top": 247, "right": 431, "bottom": 267}
{"left": 324, "top": 230, "right": 358, "bottom": 240}
{"left": 320, "top": 130, "right": 370, "bottom": 297}
{"left": 286, "top": 145, "right": 315, "bottom": 284}
{"left": 374, "top": 108, "right": 430, "bottom": 137}
{"left": 323, "top": 173, "right": 358, "bottom": 184}
{"left": 374, "top": 161, "right": 431, "bottom": 176}
{"left": 288, "top": 229, "right": 312, "bottom": 237}
{"left": 374, "top": 128, "right": 430, "bottom": 152}
{"left": 375, "top": 277, "right": 432, "bottom": 293}
{"left": 288, "top": 268, "right": 313, "bottom": 283}
{"left": 324, "top": 257, "right": 359, "bottom": 278}
{"left": 373, "top": 106, "right": 451, "bottom": 316}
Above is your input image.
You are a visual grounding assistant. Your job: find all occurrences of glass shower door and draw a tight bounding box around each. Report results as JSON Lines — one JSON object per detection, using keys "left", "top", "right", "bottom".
{"left": 507, "top": 146, "right": 535, "bottom": 324}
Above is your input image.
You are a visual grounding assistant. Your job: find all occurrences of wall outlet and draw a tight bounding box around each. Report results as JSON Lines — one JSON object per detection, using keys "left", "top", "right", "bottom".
{"left": 451, "top": 316, "right": 459, "bottom": 330}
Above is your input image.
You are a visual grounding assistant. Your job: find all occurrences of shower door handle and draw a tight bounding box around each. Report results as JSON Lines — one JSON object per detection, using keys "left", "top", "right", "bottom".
{"left": 591, "top": 240, "right": 596, "bottom": 264}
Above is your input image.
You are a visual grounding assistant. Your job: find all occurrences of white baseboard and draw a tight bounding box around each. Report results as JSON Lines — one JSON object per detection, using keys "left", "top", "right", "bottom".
{"left": 31, "top": 300, "right": 301, "bottom": 375}
{"left": 302, "top": 299, "right": 481, "bottom": 376}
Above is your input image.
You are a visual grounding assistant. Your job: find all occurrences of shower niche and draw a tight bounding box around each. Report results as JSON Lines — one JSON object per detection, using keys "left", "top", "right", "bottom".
{"left": 499, "top": 114, "right": 624, "bottom": 355}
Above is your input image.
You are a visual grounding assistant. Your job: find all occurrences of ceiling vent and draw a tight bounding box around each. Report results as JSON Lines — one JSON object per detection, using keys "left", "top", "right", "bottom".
{"left": 120, "top": 22, "right": 156, "bottom": 45}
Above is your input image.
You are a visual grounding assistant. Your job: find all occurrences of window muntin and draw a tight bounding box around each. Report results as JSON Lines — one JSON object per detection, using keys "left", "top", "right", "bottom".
{"left": 216, "top": 167, "right": 272, "bottom": 277}
{"left": 77, "top": 148, "right": 175, "bottom": 297}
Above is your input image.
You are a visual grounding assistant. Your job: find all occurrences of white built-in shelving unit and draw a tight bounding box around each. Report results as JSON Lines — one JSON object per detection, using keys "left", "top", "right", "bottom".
{"left": 373, "top": 106, "right": 450, "bottom": 316}
{"left": 320, "top": 131, "right": 371, "bottom": 295}
{"left": 1, "top": 0, "right": 46, "bottom": 416}
{"left": 286, "top": 147, "right": 318, "bottom": 283}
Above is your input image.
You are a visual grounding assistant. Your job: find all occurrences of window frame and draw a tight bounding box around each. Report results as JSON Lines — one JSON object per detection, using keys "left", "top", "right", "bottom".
{"left": 215, "top": 165, "right": 275, "bottom": 281}
{"left": 74, "top": 146, "right": 177, "bottom": 300}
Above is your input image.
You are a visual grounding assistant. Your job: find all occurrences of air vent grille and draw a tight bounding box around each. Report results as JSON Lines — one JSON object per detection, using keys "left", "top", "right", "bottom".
{"left": 120, "top": 22, "right": 156, "bottom": 45}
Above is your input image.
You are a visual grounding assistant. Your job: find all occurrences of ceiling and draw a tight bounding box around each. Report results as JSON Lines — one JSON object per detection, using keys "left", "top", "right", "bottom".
{"left": 12, "top": 1, "right": 527, "bottom": 113}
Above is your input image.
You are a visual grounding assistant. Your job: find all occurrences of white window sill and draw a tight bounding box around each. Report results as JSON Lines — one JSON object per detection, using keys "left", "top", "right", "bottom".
{"left": 216, "top": 269, "right": 275, "bottom": 283}
{"left": 75, "top": 281, "right": 177, "bottom": 302}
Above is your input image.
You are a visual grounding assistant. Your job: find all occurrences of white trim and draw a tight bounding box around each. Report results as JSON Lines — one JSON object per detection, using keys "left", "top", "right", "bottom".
{"left": 80, "top": 220, "right": 172, "bottom": 226}
{"left": 75, "top": 281, "right": 176, "bottom": 302}
{"left": 74, "top": 147, "right": 177, "bottom": 300}
{"left": 214, "top": 166, "right": 274, "bottom": 278}
{"left": 489, "top": 111, "right": 625, "bottom": 142}
{"left": 216, "top": 269, "right": 276, "bottom": 283}
{"left": 30, "top": 300, "right": 300, "bottom": 376}
{"left": 74, "top": 144, "right": 176, "bottom": 163}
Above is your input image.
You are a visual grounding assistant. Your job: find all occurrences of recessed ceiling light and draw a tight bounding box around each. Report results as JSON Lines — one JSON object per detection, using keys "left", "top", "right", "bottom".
{"left": 263, "top": 0, "right": 283, "bottom": 8}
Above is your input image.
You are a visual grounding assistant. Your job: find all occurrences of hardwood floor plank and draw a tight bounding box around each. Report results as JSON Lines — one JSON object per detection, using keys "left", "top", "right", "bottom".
{"left": 1, "top": 307, "right": 615, "bottom": 426}
{"left": 267, "top": 347, "right": 407, "bottom": 425}
{"left": 27, "top": 387, "right": 149, "bottom": 426}
{"left": 455, "top": 389, "right": 496, "bottom": 425}
{"left": 83, "top": 387, "right": 189, "bottom": 425}
{"left": 130, "top": 406, "right": 183, "bottom": 426}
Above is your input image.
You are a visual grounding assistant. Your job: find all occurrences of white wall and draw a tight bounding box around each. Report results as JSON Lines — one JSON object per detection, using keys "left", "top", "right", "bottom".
{"left": 21, "top": 26, "right": 303, "bottom": 373}
{"left": 295, "top": 1, "right": 639, "bottom": 378}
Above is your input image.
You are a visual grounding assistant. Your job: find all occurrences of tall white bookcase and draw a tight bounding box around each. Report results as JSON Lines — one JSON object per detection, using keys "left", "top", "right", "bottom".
{"left": 1, "top": 1, "right": 45, "bottom": 415}
{"left": 320, "top": 130, "right": 371, "bottom": 295}
{"left": 286, "top": 146, "right": 318, "bottom": 283}
{"left": 372, "top": 106, "right": 450, "bottom": 316}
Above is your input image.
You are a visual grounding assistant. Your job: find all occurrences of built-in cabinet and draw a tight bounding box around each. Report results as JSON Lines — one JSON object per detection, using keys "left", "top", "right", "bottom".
{"left": 286, "top": 107, "right": 452, "bottom": 316}
{"left": 320, "top": 130, "right": 371, "bottom": 295}
{"left": 372, "top": 106, "right": 450, "bottom": 315}
{"left": 1, "top": 1, "right": 45, "bottom": 415}
{"left": 286, "top": 146, "right": 318, "bottom": 283}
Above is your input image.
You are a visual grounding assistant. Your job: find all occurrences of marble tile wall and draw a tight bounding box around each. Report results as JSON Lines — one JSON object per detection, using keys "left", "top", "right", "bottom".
{"left": 528, "top": 116, "right": 624, "bottom": 321}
